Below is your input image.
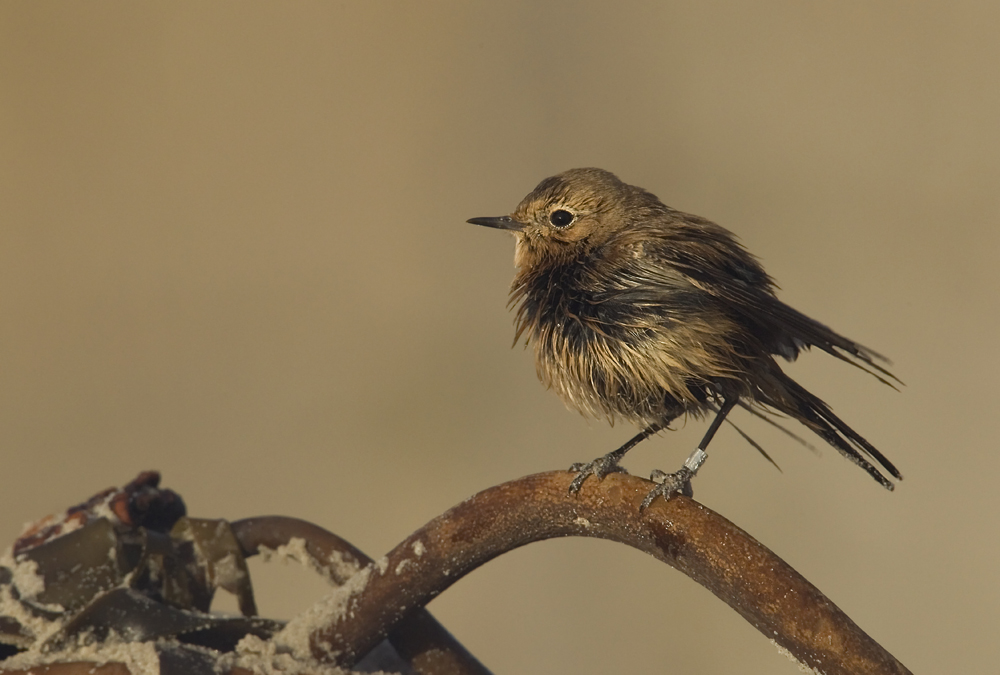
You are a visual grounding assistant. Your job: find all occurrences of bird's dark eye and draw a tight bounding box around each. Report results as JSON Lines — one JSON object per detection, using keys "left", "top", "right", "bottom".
{"left": 549, "top": 209, "right": 574, "bottom": 228}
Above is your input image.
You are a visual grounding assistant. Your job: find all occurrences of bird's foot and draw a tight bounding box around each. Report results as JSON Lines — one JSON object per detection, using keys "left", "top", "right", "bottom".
{"left": 640, "top": 467, "right": 695, "bottom": 510}
{"left": 568, "top": 452, "right": 629, "bottom": 493}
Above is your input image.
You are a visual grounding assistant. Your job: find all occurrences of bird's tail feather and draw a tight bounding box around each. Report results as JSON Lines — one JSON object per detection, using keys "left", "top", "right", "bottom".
{"left": 756, "top": 367, "right": 902, "bottom": 489}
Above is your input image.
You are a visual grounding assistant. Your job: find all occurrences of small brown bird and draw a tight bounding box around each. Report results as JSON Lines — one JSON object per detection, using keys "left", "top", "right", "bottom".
{"left": 469, "top": 168, "right": 901, "bottom": 507}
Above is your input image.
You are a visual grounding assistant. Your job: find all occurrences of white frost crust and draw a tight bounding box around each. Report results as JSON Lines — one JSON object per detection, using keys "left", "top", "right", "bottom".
{"left": 274, "top": 565, "right": 373, "bottom": 661}
{"left": 257, "top": 537, "right": 362, "bottom": 586}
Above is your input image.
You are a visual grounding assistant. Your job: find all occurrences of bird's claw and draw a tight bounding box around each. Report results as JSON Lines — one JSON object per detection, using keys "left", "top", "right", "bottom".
{"left": 568, "top": 454, "right": 629, "bottom": 493}
{"left": 640, "top": 467, "right": 694, "bottom": 510}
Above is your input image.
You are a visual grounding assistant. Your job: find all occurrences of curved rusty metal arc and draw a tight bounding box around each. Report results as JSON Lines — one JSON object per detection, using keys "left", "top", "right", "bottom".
{"left": 288, "top": 471, "right": 909, "bottom": 675}
{"left": 231, "top": 515, "right": 492, "bottom": 675}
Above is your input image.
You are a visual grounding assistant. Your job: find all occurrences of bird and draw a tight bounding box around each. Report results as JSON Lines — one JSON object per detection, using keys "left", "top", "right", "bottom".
{"left": 468, "top": 168, "right": 901, "bottom": 508}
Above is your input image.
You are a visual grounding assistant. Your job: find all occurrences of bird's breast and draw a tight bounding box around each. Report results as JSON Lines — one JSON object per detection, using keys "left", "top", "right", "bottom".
{"left": 512, "top": 269, "right": 730, "bottom": 426}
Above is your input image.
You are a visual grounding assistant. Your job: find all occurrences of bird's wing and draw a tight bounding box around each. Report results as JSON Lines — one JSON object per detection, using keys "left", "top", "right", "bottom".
{"left": 598, "top": 220, "right": 899, "bottom": 387}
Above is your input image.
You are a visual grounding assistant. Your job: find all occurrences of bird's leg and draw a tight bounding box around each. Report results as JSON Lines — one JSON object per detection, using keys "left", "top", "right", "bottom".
{"left": 568, "top": 423, "right": 664, "bottom": 493}
{"left": 641, "top": 397, "right": 739, "bottom": 510}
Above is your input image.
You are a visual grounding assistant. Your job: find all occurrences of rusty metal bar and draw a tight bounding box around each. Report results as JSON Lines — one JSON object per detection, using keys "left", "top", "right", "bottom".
{"left": 231, "top": 515, "right": 492, "bottom": 675}
{"left": 291, "top": 471, "right": 909, "bottom": 675}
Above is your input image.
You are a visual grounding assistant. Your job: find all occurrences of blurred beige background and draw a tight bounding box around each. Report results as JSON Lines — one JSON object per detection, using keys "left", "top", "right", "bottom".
{"left": 2, "top": 2, "right": 997, "bottom": 672}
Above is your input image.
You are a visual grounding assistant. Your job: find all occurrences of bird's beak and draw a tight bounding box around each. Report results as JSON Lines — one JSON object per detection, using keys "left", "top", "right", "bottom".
{"left": 466, "top": 215, "right": 525, "bottom": 231}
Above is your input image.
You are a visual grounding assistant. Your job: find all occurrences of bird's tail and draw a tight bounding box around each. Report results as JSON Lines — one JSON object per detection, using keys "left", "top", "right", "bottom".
{"left": 754, "top": 365, "right": 902, "bottom": 489}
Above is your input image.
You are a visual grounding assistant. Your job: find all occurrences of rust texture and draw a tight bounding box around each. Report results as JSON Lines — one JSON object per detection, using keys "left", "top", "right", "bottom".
{"left": 231, "top": 516, "right": 492, "bottom": 675}
{"left": 302, "top": 471, "right": 910, "bottom": 675}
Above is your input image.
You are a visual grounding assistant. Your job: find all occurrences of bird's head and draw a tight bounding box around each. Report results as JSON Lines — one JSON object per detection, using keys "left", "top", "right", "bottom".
{"left": 468, "top": 168, "right": 638, "bottom": 270}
